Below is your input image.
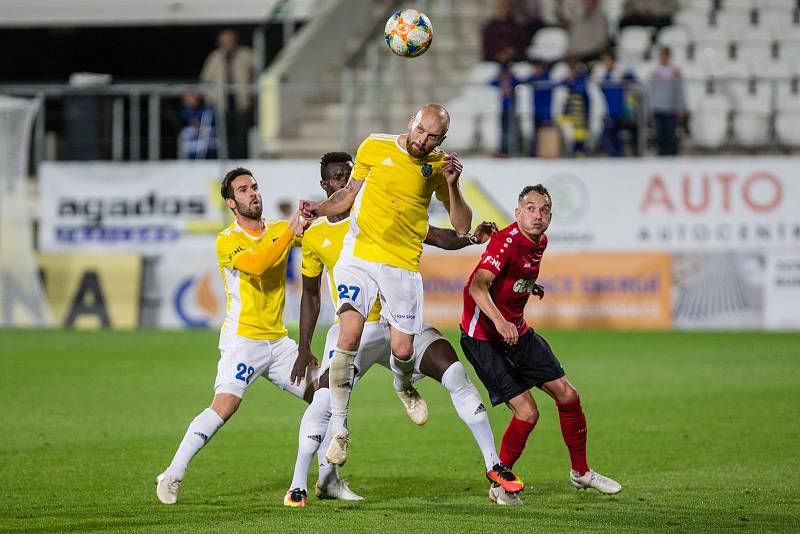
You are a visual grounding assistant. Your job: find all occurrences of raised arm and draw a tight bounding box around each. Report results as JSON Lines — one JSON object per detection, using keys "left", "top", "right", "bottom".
{"left": 441, "top": 153, "right": 472, "bottom": 234}
{"left": 469, "top": 268, "right": 519, "bottom": 345}
{"left": 233, "top": 212, "right": 305, "bottom": 276}
{"left": 299, "top": 178, "right": 363, "bottom": 219}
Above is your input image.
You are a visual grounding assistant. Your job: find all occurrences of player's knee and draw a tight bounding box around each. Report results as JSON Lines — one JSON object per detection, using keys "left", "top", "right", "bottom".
{"left": 441, "top": 361, "right": 469, "bottom": 393}
{"left": 515, "top": 403, "right": 539, "bottom": 424}
{"left": 337, "top": 334, "right": 360, "bottom": 351}
{"left": 556, "top": 384, "right": 579, "bottom": 404}
{"left": 211, "top": 394, "right": 241, "bottom": 421}
{"left": 391, "top": 340, "right": 413, "bottom": 360}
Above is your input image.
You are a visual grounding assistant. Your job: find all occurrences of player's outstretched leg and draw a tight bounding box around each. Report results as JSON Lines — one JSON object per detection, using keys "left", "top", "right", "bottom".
{"left": 418, "top": 334, "right": 524, "bottom": 499}
{"left": 545, "top": 378, "right": 622, "bottom": 495}
{"left": 440, "top": 361, "right": 524, "bottom": 494}
{"left": 315, "top": 422, "right": 363, "bottom": 501}
{"left": 286, "top": 384, "right": 363, "bottom": 503}
{"left": 287, "top": 388, "right": 331, "bottom": 504}
{"left": 391, "top": 352, "right": 428, "bottom": 425}
{"left": 156, "top": 396, "right": 233, "bottom": 504}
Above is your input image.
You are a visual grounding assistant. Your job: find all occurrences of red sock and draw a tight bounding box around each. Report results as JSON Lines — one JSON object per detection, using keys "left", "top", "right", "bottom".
{"left": 557, "top": 397, "right": 589, "bottom": 475}
{"left": 499, "top": 416, "right": 536, "bottom": 469}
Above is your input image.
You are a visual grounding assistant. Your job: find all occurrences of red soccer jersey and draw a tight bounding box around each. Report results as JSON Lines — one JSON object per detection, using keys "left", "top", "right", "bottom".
{"left": 461, "top": 222, "right": 547, "bottom": 341}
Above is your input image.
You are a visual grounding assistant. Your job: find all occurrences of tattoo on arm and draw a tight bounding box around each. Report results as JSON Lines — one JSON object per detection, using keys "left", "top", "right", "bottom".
{"left": 328, "top": 184, "right": 352, "bottom": 204}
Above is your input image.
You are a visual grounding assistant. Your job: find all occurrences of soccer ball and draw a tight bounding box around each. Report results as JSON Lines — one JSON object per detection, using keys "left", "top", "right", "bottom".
{"left": 384, "top": 9, "right": 433, "bottom": 58}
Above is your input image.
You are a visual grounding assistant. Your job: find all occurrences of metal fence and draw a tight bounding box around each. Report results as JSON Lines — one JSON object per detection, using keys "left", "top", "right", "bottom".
{"left": 2, "top": 75, "right": 794, "bottom": 164}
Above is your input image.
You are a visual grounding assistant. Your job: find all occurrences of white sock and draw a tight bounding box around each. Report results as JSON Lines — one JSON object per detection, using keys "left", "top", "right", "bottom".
{"left": 289, "top": 388, "right": 331, "bottom": 492}
{"left": 390, "top": 352, "right": 416, "bottom": 391}
{"left": 165, "top": 408, "right": 224, "bottom": 480}
{"left": 328, "top": 347, "right": 357, "bottom": 436}
{"left": 317, "top": 422, "right": 340, "bottom": 488}
{"left": 441, "top": 362, "right": 500, "bottom": 471}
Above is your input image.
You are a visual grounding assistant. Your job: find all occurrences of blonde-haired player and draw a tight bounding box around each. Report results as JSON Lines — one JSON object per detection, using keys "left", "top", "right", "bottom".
{"left": 300, "top": 105, "right": 473, "bottom": 465}
{"left": 155, "top": 167, "right": 312, "bottom": 504}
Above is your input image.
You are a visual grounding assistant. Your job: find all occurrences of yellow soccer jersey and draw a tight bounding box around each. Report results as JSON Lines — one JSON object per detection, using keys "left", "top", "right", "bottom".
{"left": 216, "top": 219, "right": 301, "bottom": 340}
{"left": 301, "top": 216, "right": 381, "bottom": 322}
{"left": 344, "top": 134, "right": 450, "bottom": 271}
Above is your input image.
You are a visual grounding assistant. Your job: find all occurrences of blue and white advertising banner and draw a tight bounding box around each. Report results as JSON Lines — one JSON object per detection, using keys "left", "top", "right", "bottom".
{"left": 154, "top": 241, "right": 227, "bottom": 329}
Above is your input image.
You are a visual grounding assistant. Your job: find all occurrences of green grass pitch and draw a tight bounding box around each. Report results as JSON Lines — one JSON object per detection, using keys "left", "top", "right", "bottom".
{"left": 1, "top": 328, "right": 798, "bottom": 533}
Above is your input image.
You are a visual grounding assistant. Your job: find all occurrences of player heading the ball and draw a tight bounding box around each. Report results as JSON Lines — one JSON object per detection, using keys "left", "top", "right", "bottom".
{"left": 299, "top": 104, "right": 473, "bottom": 466}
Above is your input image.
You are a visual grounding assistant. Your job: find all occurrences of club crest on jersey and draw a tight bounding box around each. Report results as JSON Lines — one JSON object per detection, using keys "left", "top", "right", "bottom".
{"left": 513, "top": 278, "right": 537, "bottom": 294}
{"left": 421, "top": 164, "right": 433, "bottom": 177}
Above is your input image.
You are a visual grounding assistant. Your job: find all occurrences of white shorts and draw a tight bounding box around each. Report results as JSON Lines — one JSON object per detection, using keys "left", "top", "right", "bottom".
{"left": 333, "top": 255, "right": 424, "bottom": 335}
{"left": 320, "top": 321, "right": 447, "bottom": 386}
{"left": 215, "top": 335, "right": 313, "bottom": 399}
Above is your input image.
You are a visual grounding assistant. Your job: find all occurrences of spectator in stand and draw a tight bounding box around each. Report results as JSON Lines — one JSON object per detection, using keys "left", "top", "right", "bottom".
{"left": 619, "top": 0, "right": 678, "bottom": 31}
{"left": 557, "top": 57, "right": 591, "bottom": 157}
{"left": 490, "top": 62, "right": 522, "bottom": 156}
{"left": 178, "top": 90, "right": 217, "bottom": 159}
{"left": 482, "top": 0, "right": 530, "bottom": 62}
{"left": 511, "top": 0, "right": 549, "bottom": 41}
{"left": 560, "top": 0, "right": 610, "bottom": 63}
{"left": 648, "top": 46, "right": 686, "bottom": 156}
{"left": 525, "top": 59, "right": 558, "bottom": 156}
{"left": 200, "top": 30, "right": 255, "bottom": 160}
{"left": 597, "top": 50, "right": 640, "bottom": 157}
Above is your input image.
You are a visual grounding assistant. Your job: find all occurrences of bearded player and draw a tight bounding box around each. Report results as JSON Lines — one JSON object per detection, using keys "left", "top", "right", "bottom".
{"left": 460, "top": 184, "right": 622, "bottom": 506}
{"left": 299, "top": 105, "right": 473, "bottom": 466}
{"left": 283, "top": 152, "right": 521, "bottom": 507}
{"left": 155, "top": 167, "right": 313, "bottom": 504}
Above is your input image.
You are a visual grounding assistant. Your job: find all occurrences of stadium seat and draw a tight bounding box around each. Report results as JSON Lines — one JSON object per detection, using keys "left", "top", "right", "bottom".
{"left": 463, "top": 85, "right": 501, "bottom": 115}
{"left": 444, "top": 108, "right": 478, "bottom": 152}
{"left": 478, "top": 112, "right": 502, "bottom": 153}
{"left": 732, "top": 83, "right": 772, "bottom": 147}
{"left": 675, "top": 8, "right": 712, "bottom": 39}
{"left": 527, "top": 28, "right": 569, "bottom": 63}
{"left": 510, "top": 62, "right": 534, "bottom": 81}
{"left": 722, "top": 0, "right": 755, "bottom": 8}
{"left": 714, "top": 59, "right": 751, "bottom": 103}
{"left": 683, "top": 78, "right": 709, "bottom": 113}
{"left": 591, "top": 62, "right": 608, "bottom": 82}
{"left": 774, "top": 80, "right": 800, "bottom": 146}
{"left": 656, "top": 25, "right": 692, "bottom": 63}
{"left": 714, "top": 7, "right": 754, "bottom": 37}
{"left": 735, "top": 27, "right": 774, "bottom": 67}
{"left": 694, "top": 26, "right": 731, "bottom": 63}
{"left": 690, "top": 92, "right": 732, "bottom": 149}
{"left": 618, "top": 26, "right": 655, "bottom": 65}
{"left": 549, "top": 61, "right": 570, "bottom": 82}
{"left": 757, "top": 57, "right": 793, "bottom": 79}
{"left": 756, "top": 4, "right": 796, "bottom": 38}
{"left": 603, "top": 0, "right": 626, "bottom": 36}
{"left": 778, "top": 39, "right": 800, "bottom": 75}
{"left": 468, "top": 62, "right": 502, "bottom": 84}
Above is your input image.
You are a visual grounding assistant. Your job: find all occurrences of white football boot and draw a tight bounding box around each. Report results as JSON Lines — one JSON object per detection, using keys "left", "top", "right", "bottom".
{"left": 314, "top": 479, "right": 364, "bottom": 501}
{"left": 489, "top": 484, "right": 523, "bottom": 505}
{"left": 570, "top": 469, "right": 622, "bottom": 494}
{"left": 325, "top": 432, "right": 350, "bottom": 466}
{"left": 155, "top": 472, "right": 181, "bottom": 504}
{"left": 396, "top": 386, "right": 428, "bottom": 425}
